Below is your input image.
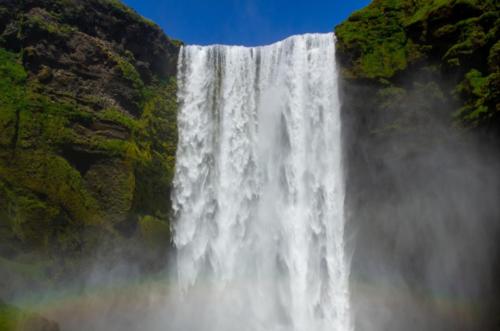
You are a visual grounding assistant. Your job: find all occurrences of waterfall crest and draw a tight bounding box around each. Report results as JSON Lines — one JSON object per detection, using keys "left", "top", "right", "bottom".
{"left": 172, "top": 33, "right": 351, "bottom": 331}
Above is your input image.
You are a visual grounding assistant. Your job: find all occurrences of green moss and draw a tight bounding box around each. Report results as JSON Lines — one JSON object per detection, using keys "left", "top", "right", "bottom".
{"left": 138, "top": 215, "right": 170, "bottom": 248}
{"left": 10, "top": 195, "right": 58, "bottom": 248}
{"left": 0, "top": 0, "right": 180, "bottom": 279}
{"left": 0, "top": 303, "right": 21, "bottom": 331}
{"left": 84, "top": 160, "right": 136, "bottom": 224}
{"left": 404, "top": 0, "right": 494, "bottom": 26}
{"left": 443, "top": 21, "right": 487, "bottom": 61}
{"left": 489, "top": 41, "right": 500, "bottom": 71}
{"left": 0, "top": 50, "right": 27, "bottom": 83}
{"left": 455, "top": 69, "right": 498, "bottom": 125}
{"left": 24, "top": 11, "right": 75, "bottom": 38}
{"left": 0, "top": 49, "right": 97, "bottom": 151}
{"left": 116, "top": 56, "right": 144, "bottom": 91}
{"left": 0, "top": 47, "right": 174, "bottom": 269}
{"left": 335, "top": 0, "right": 423, "bottom": 78}
{"left": 0, "top": 180, "right": 57, "bottom": 257}
{"left": 0, "top": 52, "right": 139, "bottom": 161}
{"left": 464, "top": 69, "right": 488, "bottom": 96}
{"left": 131, "top": 78, "right": 178, "bottom": 220}
{"left": 336, "top": 0, "right": 498, "bottom": 131}
{"left": 463, "top": 105, "right": 489, "bottom": 121}
{"left": 0, "top": 151, "right": 101, "bottom": 224}
{"left": 170, "top": 39, "right": 184, "bottom": 48}
{"left": 433, "top": 24, "right": 456, "bottom": 38}
{"left": 97, "top": 43, "right": 145, "bottom": 96}
{"left": 0, "top": 48, "right": 169, "bottom": 233}
{"left": 336, "top": 0, "right": 498, "bottom": 79}
{"left": 85, "top": 136, "right": 141, "bottom": 159}
{"left": 98, "top": 107, "right": 139, "bottom": 131}
{"left": 0, "top": 49, "right": 28, "bottom": 144}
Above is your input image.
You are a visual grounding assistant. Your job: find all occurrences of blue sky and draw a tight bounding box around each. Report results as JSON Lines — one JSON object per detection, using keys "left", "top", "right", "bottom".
{"left": 121, "top": 0, "right": 371, "bottom": 46}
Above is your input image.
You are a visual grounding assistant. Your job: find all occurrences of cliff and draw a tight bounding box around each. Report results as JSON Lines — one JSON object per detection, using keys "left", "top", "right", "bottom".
{"left": 335, "top": 1, "right": 500, "bottom": 330}
{"left": 336, "top": 0, "right": 498, "bottom": 131}
{"left": 0, "top": 0, "right": 181, "bottom": 302}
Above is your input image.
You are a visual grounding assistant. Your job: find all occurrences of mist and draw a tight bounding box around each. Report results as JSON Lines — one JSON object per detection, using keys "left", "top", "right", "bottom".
{"left": 3, "top": 32, "right": 499, "bottom": 331}
{"left": 341, "top": 66, "right": 500, "bottom": 330}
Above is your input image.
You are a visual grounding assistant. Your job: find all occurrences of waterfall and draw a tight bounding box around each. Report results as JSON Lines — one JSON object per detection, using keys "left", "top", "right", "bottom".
{"left": 172, "top": 33, "right": 351, "bottom": 331}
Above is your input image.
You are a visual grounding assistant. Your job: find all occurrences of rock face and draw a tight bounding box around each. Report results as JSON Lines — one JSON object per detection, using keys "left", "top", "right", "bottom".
{"left": 335, "top": 1, "right": 500, "bottom": 330}
{"left": 0, "top": 0, "right": 181, "bottom": 297}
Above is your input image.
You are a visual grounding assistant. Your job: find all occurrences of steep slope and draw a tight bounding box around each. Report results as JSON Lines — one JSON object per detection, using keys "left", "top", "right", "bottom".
{"left": 0, "top": 0, "right": 180, "bottom": 298}
{"left": 335, "top": 1, "right": 500, "bottom": 330}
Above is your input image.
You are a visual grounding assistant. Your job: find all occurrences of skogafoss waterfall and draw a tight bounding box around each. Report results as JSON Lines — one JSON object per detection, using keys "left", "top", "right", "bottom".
{"left": 172, "top": 33, "right": 351, "bottom": 331}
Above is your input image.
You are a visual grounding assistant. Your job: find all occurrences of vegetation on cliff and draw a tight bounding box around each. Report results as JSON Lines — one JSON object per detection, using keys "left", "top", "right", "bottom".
{"left": 336, "top": 2, "right": 500, "bottom": 329}
{"left": 0, "top": 0, "right": 181, "bottom": 300}
{"left": 336, "top": 0, "right": 499, "bottom": 129}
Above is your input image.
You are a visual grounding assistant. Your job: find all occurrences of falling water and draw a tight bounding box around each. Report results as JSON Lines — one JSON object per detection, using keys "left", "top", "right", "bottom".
{"left": 172, "top": 33, "right": 351, "bottom": 331}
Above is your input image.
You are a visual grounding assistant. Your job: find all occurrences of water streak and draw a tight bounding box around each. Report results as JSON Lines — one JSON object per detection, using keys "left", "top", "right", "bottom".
{"left": 173, "top": 33, "right": 351, "bottom": 331}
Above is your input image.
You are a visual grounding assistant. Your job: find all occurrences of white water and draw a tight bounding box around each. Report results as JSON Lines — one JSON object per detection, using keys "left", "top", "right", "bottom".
{"left": 172, "top": 33, "right": 351, "bottom": 331}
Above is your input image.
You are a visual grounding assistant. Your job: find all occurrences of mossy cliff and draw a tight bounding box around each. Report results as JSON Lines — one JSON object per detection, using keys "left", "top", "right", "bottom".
{"left": 336, "top": 0, "right": 499, "bottom": 129}
{"left": 0, "top": 0, "right": 181, "bottom": 299}
{"left": 335, "top": 1, "right": 500, "bottom": 330}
